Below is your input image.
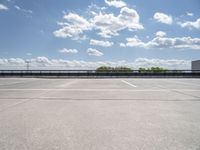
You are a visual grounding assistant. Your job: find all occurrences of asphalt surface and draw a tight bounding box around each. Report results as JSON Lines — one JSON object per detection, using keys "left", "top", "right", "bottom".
{"left": 0, "top": 78, "right": 200, "bottom": 150}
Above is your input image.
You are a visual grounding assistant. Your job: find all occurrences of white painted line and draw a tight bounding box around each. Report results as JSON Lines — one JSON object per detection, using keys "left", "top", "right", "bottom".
{"left": 121, "top": 80, "right": 137, "bottom": 88}
{"left": 0, "top": 89, "right": 143, "bottom": 91}
{"left": 0, "top": 89, "right": 200, "bottom": 92}
{"left": 0, "top": 82, "right": 25, "bottom": 86}
{"left": 57, "top": 80, "right": 78, "bottom": 88}
{"left": 169, "top": 80, "right": 200, "bottom": 87}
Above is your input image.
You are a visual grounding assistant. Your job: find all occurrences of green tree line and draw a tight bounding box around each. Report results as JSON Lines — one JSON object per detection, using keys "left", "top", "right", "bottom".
{"left": 96, "top": 66, "right": 168, "bottom": 73}
{"left": 96, "top": 66, "right": 133, "bottom": 73}
{"left": 138, "top": 67, "right": 168, "bottom": 73}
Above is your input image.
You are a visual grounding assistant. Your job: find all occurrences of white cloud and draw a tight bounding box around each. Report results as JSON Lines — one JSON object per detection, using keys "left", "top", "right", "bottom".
{"left": 120, "top": 36, "right": 200, "bottom": 50}
{"left": 105, "top": 0, "right": 126, "bottom": 8}
{"left": 91, "top": 12, "right": 122, "bottom": 38}
{"left": 133, "top": 58, "right": 190, "bottom": 70}
{"left": 87, "top": 4, "right": 107, "bottom": 16}
{"left": 90, "top": 39, "right": 114, "bottom": 47}
{"left": 91, "top": 7, "right": 143, "bottom": 38}
{"left": 186, "top": 12, "right": 193, "bottom": 17}
{"left": 59, "top": 48, "right": 78, "bottom": 54}
{"left": 53, "top": 25, "right": 87, "bottom": 40}
{"left": 34, "top": 56, "right": 51, "bottom": 67}
{"left": 119, "top": 7, "right": 143, "bottom": 30}
{"left": 26, "top": 53, "right": 32, "bottom": 56}
{"left": 153, "top": 12, "right": 173, "bottom": 25}
{"left": 0, "top": 4, "right": 8, "bottom": 10}
{"left": 119, "top": 43, "right": 126, "bottom": 47}
{"left": 178, "top": 18, "right": 200, "bottom": 30}
{"left": 54, "top": 6, "right": 143, "bottom": 39}
{"left": 88, "top": 4, "right": 107, "bottom": 11}
{"left": 53, "top": 12, "right": 92, "bottom": 40}
{"left": 120, "top": 36, "right": 145, "bottom": 47}
{"left": 156, "top": 31, "right": 167, "bottom": 37}
{"left": 0, "top": 57, "right": 191, "bottom": 70}
{"left": 63, "top": 13, "right": 91, "bottom": 28}
{"left": 87, "top": 48, "right": 104, "bottom": 56}
{"left": 14, "top": 5, "right": 33, "bottom": 14}
{"left": 56, "top": 22, "right": 69, "bottom": 26}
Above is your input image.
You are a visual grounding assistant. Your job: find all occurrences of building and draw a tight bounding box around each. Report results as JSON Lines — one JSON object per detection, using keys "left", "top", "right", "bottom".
{"left": 192, "top": 60, "right": 200, "bottom": 70}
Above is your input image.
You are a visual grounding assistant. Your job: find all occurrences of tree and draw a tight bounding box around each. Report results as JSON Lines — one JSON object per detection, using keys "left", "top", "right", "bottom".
{"left": 139, "top": 67, "right": 167, "bottom": 73}
{"left": 96, "top": 66, "right": 133, "bottom": 73}
{"left": 138, "top": 68, "right": 146, "bottom": 73}
{"left": 96, "top": 66, "right": 112, "bottom": 73}
{"left": 150, "top": 67, "right": 168, "bottom": 73}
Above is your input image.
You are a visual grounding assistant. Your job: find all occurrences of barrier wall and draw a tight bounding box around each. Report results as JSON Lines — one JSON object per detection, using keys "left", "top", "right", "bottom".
{"left": 0, "top": 70, "right": 200, "bottom": 78}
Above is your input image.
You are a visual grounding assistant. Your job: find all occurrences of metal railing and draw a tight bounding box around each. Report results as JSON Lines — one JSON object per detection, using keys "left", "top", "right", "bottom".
{"left": 0, "top": 70, "right": 200, "bottom": 78}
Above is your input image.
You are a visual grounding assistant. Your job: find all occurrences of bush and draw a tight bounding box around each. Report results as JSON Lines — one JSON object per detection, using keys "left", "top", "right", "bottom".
{"left": 139, "top": 67, "right": 168, "bottom": 73}
{"left": 96, "top": 66, "right": 167, "bottom": 73}
{"left": 96, "top": 66, "right": 133, "bottom": 73}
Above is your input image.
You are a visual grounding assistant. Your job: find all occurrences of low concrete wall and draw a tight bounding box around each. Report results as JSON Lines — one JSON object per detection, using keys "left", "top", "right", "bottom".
{"left": 0, "top": 70, "right": 200, "bottom": 78}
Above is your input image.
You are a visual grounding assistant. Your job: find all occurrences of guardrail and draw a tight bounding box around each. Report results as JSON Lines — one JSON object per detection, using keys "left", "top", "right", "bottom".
{"left": 0, "top": 70, "right": 200, "bottom": 78}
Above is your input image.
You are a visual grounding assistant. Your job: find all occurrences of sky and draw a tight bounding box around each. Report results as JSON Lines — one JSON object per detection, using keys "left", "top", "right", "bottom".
{"left": 0, "top": 0, "right": 200, "bottom": 69}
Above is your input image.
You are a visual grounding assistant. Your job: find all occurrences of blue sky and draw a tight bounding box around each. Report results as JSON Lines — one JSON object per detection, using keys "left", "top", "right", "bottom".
{"left": 0, "top": 0, "right": 200, "bottom": 69}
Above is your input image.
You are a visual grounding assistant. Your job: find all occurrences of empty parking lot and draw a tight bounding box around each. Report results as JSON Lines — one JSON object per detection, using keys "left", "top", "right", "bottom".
{"left": 0, "top": 78, "right": 200, "bottom": 150}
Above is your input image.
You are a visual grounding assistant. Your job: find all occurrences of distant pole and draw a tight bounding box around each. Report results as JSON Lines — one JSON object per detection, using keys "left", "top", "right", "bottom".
{"left": 25, "top": 60, "right": 30, "bottom": 70}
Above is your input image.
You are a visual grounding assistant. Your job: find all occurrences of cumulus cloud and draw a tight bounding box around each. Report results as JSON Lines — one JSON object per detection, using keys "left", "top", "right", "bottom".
{"left": 90, "top": 39, "right": 114, "bottom": 47}
{"left": 178, "top": 18, "right": 200, "bottom": 30}
{"left": 133, "top": 58, "right": 190, "bottom": 70}
{"left": 105, "top": 0, "right": 126, "bottom": 8}
{"left": 53, "top": 12, "right": 92, "bottom": 40}
{"left": 59, "top": 48, "right": 78, "bottom": 54}
{"left": 87, "top": 48, "right": 104, "bottom": 56}
{"left": 87, "top": 4, "right": 107, "bottom": 16}
{"left": 14, "top": 5, "right": 33, "bottom": 14}
{"left": 63, "top": 13, "right": 91, "bottom": 28}
{"left": 153, "top": 12, "right": 173, "bottom": 25}
{"left": 0, "top": 3, "right": 8, "bottom": 10}
{"left": 0, "top": 57, "right": 191, "bottom": 70}
{"left": 91, "top": 7, "right": 143, "bottom": 38}
{"left": 186, "top": 12, "right": 193, "bottom": 17}
{"left": 156, "top": 31, "right": 167, "bottom": 37}
{"left": 54, "top": 6, "right": 143, "bottom": 39}
{"left": 120, "top": 36, "right": 200, "bottom": 50}
{"left": 34, "top": 56, "right": 51, "bottom": 67}
{"left": 120, "top": 36, "right": 145, "bottom": 47}
{"left": 26, "top": 53, "right": 32, "bottom": 56}
{"left": 119, "top": 7, "right": 143, "bottom": 30}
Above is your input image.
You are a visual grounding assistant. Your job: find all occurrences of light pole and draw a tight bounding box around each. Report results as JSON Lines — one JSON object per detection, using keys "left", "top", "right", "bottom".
{"left": 25, "top": 60, "right": 30, "bottom": 71}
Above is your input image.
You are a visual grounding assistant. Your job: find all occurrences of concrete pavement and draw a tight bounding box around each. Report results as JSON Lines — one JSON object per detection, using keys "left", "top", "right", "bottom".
{"left": 0, "top": 78, "right": 200, "bottom": 150}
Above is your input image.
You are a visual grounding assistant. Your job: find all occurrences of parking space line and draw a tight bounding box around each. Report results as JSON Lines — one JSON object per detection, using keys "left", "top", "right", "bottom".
{"left": 0, "top": 81, "right": 28, "bottom": 86}
{"left": 0, "top": 89, "right": 200, "bottom": 92}
{"left": 0, "top": 89, "right": 53, "bottom": 112}
{"left": 167, "top": 80, "right": 200, "bottom": 87}
{"left": 57, "top": 80, "right": 78, "bottom": 87}
{"left": 121, "top": 80, "right": 137, "bottom": 88}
